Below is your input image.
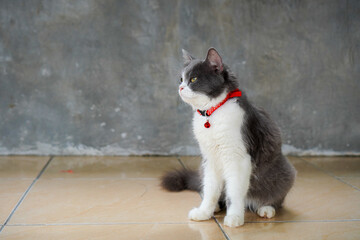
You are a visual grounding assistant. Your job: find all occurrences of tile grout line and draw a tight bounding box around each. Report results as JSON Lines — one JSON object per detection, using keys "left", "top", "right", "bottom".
{"left": 5, "top": 222, "right": 228, "bottom": 226}
{"left": 338, "top": 176, "right": 360, "bottom": 191}
{"left": 298, "top": 157, "right": 360, "bottom": 191}
{"left": 41, "top": 177, "right": 160, "bottom": 181}
{"left": 4, "top": 218, "right": 360, "bottom": 227}
{"left": 176, "top": 157, "right": 187, "bottom": 170}
{"left": 0, "top": 156, "right": 54, "bottom": 233}
{"left": 212, "top": 217, "right": 231, "bottom": 240}
{"left": 245, "top": 219, "right": 360, "bottom": 223}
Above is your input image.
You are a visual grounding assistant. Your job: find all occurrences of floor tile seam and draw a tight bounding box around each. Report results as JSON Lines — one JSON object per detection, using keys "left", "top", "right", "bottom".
{"left": 212, "top": 217, "right": 231, "bottom": 240}
{"left": 0, "top": 156, "right": 54, "bottom": 233}
{"left": 38, "top": 177, "right": 160, "bottom": 181}
{"left": 5, "top": 222, "right": 218, "bottom": 226}
{"left": 338, "top": 176, "right": 360, "bottom": 190}
{"left": 214, "top": 219, "right": 360, "bottom": 224}
{"left": 298, "top": 157, "right": 360, "bottom": 191}
{"left": 177, "top": 156, "right": 186, "bottom": 170}
{"left": 337, "top": 178, "right": 360, "bottom": 191}
{"left": 339, "top": 176, "right": 360, "bottom": 179}
{"left": 0, "top": 178, "right": 39, "bottom": 180}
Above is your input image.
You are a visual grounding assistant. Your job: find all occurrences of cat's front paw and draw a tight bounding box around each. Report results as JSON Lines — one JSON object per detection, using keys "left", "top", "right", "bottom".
{"left": 188, "top": 207, "right": 212, "bottom": 221}
{"left": 224, "top": 214, "right": 244, "bottom": 227}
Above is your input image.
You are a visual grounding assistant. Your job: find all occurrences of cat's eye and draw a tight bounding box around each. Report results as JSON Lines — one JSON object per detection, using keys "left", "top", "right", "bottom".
{"left": 180, "top": 77, "right": 183, "bottom": 83}
{"left": 191, "top": 77, "right": 197, "bottom": 83}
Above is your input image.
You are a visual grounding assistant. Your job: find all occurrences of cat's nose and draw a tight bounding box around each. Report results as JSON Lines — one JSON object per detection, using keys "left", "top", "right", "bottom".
{"left": 179, "top": 87, "right": 184, "bottom": 91}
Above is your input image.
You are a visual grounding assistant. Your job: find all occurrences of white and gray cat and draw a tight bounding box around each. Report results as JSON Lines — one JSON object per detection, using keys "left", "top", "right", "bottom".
{"left": 161, "top": 48, "right": 296, "bottom": 227}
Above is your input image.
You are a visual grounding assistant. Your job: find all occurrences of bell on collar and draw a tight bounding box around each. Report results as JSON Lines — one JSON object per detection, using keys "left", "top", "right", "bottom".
{"left": 204, "top": 121, "right": 211, "bottom": 128}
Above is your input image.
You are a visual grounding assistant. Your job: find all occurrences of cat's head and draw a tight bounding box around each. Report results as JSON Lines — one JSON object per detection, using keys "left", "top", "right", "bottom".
{"left": 178, "top": 48, "right": 238, "bottom": 110}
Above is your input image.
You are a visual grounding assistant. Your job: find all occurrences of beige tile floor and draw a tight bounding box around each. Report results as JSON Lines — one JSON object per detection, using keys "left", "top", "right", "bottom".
{"left": 0, "top": 156, "right": 359, "bottom": 240}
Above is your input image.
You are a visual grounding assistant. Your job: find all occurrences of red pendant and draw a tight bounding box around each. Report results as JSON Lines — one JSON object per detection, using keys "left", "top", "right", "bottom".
{"left": 204, "top": 121, "right": 211, "bottom": 128}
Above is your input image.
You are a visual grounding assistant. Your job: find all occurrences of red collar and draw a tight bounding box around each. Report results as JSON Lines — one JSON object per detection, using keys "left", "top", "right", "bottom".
{"left": 197, "top": 89, "right": 242, "bottom": 128}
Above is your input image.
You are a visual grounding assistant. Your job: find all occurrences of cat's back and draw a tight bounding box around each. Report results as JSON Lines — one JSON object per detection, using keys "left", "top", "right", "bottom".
{"left": 239, "top": 96, "right": 282, "bottom": 152}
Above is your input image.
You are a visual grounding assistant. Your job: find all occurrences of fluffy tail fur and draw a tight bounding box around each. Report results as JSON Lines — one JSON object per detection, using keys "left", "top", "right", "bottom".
{"left": 161, "top": 169, "right": 201, "bottom": 192}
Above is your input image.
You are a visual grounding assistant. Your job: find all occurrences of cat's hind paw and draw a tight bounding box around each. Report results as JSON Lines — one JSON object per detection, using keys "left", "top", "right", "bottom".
{"left": 188, "top": 207, "right": 212, "bottom": 221}
{"left": 257, "top": 206, "right": 275, "bottom": 218}
{"left": 224, "top": 214, "right": 244, "bottom": 227}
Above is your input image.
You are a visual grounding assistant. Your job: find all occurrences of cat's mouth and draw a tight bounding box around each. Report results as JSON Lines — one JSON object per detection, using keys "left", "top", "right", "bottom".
{"left": 179, "top": 87, "right": 199, "bottom": 101}
{"left": 179, "top": 89, "right": 193, "bottom": 103}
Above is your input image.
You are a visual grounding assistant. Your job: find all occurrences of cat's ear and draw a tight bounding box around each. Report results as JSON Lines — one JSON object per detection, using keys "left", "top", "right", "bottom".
{"left": 205, "top": 48, "right": 223, "bottom": 73}
{"left": 182, "top": 49, "right": 195, "bottom": 64}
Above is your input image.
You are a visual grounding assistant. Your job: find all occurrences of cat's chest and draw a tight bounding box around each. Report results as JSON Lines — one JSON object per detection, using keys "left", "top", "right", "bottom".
{"left": 193, "top": 100, "right": 245, "bottom": 146}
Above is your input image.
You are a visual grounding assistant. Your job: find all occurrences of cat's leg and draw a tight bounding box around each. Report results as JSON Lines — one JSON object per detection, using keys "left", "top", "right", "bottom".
{"left": 188, "top": 160, "right": 223, "bottom": 221}
{"left": 214, "top": 203, "right": 221, "bottom": 213}
{"left": 223, "top": 154, "right": 252, "bottom": 227}
{"left": 214, "top": 193, "right": 226, "bottom": 213}
{"left": 257, "top": 206, "right": 276, "bottom": 218}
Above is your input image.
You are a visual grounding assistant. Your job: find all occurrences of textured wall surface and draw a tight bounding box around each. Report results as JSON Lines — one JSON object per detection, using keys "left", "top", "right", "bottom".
{"left": 0, "top": 0, "right": 359, "bottom": 155}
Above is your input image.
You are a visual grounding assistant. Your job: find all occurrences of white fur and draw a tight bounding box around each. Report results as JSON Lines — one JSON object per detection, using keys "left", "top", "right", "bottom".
{"left": 257, "top": 206, "right": 275, "bottom": 218}
{"left": 224, "top": 215, "right": 244, "bottom": 227}
{"left": 180, "top": 87, "right": 252, "bottom": 228}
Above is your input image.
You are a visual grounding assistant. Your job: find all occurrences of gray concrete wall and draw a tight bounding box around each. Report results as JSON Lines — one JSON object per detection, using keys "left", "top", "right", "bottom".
{"left": 0, "top": 0, "right": 359, "bottom": 156}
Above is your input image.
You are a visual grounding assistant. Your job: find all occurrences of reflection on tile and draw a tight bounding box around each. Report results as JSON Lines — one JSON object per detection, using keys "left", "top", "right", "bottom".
{"left": 221, "top": 222, "right": 360, "bottom": 240}
{"left": 2, "top": 155, "right": 359, "bottom": 239}
{"left": 9, "top": 179, "right": 201, "bottom": 224}
{"left": 277, "top": 158, "right": 360, "bottom": 221}
{"left": 148, "top": 223, "right": 225, "bottom": 240}
{"left": 1, "top": 223, "right": 225, "bottom": 240}
{"left": 216, "top": 158, "right": 360, "bottom": 222}
{"left": 43, "top": 156, "right": 181, "bottom": 179}
{"left": 0, "top": 156, "right": 49, "bottom": 179}
{"left": 0, "top": 180, "right": 33, "bottom": 223}
{"left": 302, "top": 157, "right": 360, "bottom": 177}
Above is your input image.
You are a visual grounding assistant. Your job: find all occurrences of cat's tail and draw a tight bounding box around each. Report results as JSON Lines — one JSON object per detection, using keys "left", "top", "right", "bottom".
{"left": 161, "top": 169, "right": 201, "bottom": 192}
